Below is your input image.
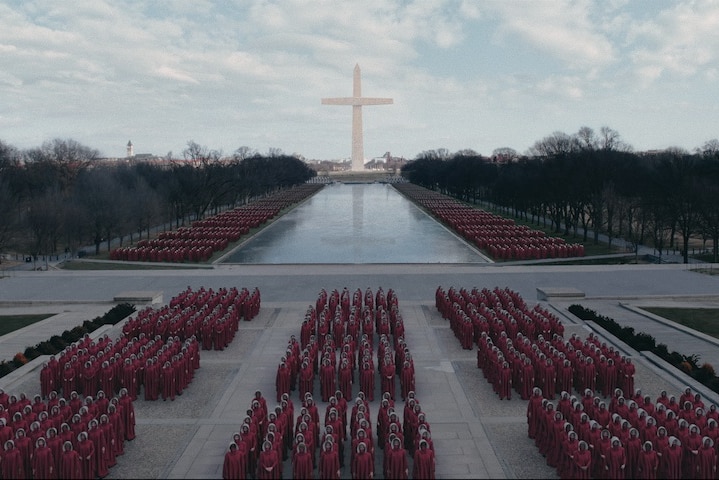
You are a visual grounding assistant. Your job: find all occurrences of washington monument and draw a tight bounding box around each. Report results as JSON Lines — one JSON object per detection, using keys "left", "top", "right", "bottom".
{"left": 322, "top": 64, "right": 393, "bottom": 172}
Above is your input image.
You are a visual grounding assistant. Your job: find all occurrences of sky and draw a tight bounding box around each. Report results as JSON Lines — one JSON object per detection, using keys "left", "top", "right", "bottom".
{"left": 1, "top": 0, "right": 718, "bottom": 161}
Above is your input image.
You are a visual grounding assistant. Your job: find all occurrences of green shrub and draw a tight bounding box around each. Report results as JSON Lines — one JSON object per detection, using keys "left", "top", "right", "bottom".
{"left": 50, "top": 335, "right": 68, "bottom": 351}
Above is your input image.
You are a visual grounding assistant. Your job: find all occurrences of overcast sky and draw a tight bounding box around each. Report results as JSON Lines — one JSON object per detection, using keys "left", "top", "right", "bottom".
{"left": 1, "top": 0, "right": 718, "bottom": 160}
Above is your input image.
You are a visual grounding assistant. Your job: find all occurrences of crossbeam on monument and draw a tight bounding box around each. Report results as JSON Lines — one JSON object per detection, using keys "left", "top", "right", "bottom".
{"left": 322, "top": 64, "right": 393, "bottom": 172}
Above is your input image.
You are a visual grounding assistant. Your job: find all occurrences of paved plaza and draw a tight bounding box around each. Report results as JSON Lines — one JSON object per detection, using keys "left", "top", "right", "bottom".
{"left": 1, "top": 263, "right": 719, "bottom": 478}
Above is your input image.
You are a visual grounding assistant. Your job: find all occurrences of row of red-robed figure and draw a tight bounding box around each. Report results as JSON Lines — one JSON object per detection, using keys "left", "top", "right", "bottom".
{"left": 529, "top": 386, "right": 719, "bottom": 479}
{"left": 110, "top": 184, "right": 322, "bottom": 262}
{"left": 226, "top": 286, "right": 435, "bottom": 479}
{"left": 0, "top": 387, "right": 135, "bottom": 479}
{"left": 394, "top": 183, "right": 584, "bottom": 260}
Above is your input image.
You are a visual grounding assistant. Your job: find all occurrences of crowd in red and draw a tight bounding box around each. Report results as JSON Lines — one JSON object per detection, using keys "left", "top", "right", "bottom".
{"left": 0, "top": 382, "right": 136, "bottom": 478}
{"left": 40, "top": 286, "right": 258, "bottom": 408}
{"left": 223, "top": 287, "right": 435, "bottom": 479}
{"left": 110, "top": 184, "right": 323, "bottom": 262}
{"left": 530, "top": 386, "right": 719, "bottom": 479}
{"left": 395, "top": 183, "right": 584, "bottom": 260}
{"left": 16, "top": 285, "right": 259, "bottom": 478}
{"left": 436, "top": 285, "right": 719, "bottom": 479}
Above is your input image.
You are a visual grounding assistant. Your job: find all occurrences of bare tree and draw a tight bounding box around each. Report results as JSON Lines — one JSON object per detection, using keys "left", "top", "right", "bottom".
{"left": 527, "top": 131, "right": 580, "bottom": 157}
{"left": 576, "top": 126, "right": 597, "bottom": 150}
{"left": 233, "top": 146, "right": 256, "bottom": 161}
{"left": 598, "top": 126, "right": 633, "bottom": 152}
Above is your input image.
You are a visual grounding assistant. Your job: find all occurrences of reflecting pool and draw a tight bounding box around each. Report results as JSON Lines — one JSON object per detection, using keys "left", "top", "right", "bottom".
{"left": 222, "top": 183, "right": 489, "bottom": 264}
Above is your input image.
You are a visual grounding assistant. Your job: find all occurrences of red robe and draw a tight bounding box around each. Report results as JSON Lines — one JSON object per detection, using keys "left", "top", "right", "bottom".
{"left": 320, "top": 363, "right": 337, "bottom": 403}
{"left": 386, "top": 444, "right": 408, "bottom": 479}
{"left": 360, "top": 365, "right": 374, "bottom": 402}
{"left": 663, "top": 444, "right": 682, "bottom": 480}
{"left": 60, "top": 448, "right": 82, "bottom": 479}
{"left": 161, "top": 363, "right": 176, "bottom": 401}
{"left": 292, "top": 449, "right": 313, "bottom": 479}
{"left": 89, "top": 427, "right": 109, "bottom": 478}
{"left": 256, "top": 448, "right": 280, "bottom": 479}
{"left": 637, "top": 448, "right": 658, "bottom": 479}
{"left": 275, "top": 365, "right": 291, "bottom": 403}
{"left": 572, "top": 448, "right": 592, "bottom": 479}
{"left": 697, "top": 443, "right": 716, "bottom": 479}
{"left": 412, "top": 446, "right": 435, "bottom": 479}
{"left": 381, "top": 362, "right": 396, "bottom": 400}
{"left": 1, "top": 447, "right": 25, "bottom": 479}
{"left": 605, "top": 444, "right": 626, "bottom": 479}
{"left": 223, "top": 446, "right": 247, "bottom": 479}
{"left": 77, "top": 437, "right": 95, "bottom": 480}
{"left": 353, "top": 448, "right": 374, "bottom": 479}
{"left": 32, "top": 444, "right": 55, "bottom": 479}
{"left": 119, "top": 395, "right": 136, "bottom": 440}
{"left": 318, "top": 447, "right": 340, "bottom": 479}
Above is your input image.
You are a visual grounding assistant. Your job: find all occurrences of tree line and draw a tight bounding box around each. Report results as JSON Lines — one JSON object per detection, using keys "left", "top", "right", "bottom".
{"left": 0, "top": 139, "right": 316, "bottom": 258}
{"left": 402, "top": 127, "right": 719, "bottom": 263}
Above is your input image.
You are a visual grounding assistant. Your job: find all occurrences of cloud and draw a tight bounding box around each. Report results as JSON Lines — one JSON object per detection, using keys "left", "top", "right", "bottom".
{"left": 627, "top": 0, "right": 719, "bottom": 83}
{"left": 491, "top": 1, "right": 616, "bottom": 70}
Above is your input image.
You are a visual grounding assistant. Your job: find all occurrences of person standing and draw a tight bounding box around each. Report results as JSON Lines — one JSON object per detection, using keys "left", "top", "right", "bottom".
{"left": 292, "top": 441, "right": 313, "bottom": 479}
{"left": 32, "top": 436, "right": 55, "bottom": 479}
{"left": 59, "top": 440, "right": 82, "bottom": 479}
{"left": 386, "top": 437, "right": 409, "bottom": 479}
{"left": 256, "top": 440, "right": 280, "bottom": 479}
{"left": 318, "top": 439, "right": 340, "bottom": 480}
{"left": 2, "top": 440, "right": 25, "bottom": 479}
{"left": 223, "top": 442, "right": 245, "bottom": 480}
{"left": 412, "top": 439, "right": 435, "bottom": 479}
{"left": 637, "top": 441, "right": 658, "bottom": 479}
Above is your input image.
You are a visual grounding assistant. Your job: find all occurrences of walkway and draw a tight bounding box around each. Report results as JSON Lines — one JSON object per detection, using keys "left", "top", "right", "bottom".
{"left": 1, "top": 263, "right": 719, "bottom": 478}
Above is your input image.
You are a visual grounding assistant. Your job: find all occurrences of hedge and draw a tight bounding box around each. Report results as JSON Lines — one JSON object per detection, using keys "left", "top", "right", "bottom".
{"left": 0, "top": 303, "right": 136, "bottom": 378}
{"left": 569, "top": 304, "right": 719, "bottom": 394}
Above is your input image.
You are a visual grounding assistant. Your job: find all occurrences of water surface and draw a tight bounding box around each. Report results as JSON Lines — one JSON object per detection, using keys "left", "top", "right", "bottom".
{"left": 223, "top": 183, "right": 488, "bottom": 264}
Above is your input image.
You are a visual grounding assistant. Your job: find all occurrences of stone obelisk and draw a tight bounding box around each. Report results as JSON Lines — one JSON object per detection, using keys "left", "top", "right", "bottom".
{"left": 322, "top": 64, "right": 393, "bottom": 171}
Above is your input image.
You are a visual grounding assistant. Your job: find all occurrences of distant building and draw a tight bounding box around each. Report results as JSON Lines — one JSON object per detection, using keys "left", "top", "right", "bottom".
{"left": 126, "top": 140, "right": 134, "bottom": 158}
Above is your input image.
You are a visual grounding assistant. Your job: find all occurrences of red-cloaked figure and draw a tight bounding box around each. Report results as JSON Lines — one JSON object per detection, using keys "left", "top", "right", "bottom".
{"left": 88, "top": 419, "right": 109, "bottom": 478}
{"left": 683, "top": 424, "right": 702, "bottom": 477}
{"left": 636, "top": 441, "right": 658, "bottom": 479}
{"left": 118, "top": 388, "right": 136, "bottom": 441}
{"left": 352, "top": 441, "right": 374, "bottom": 479}
{"left": 40, "top": 362, "right": 55, "bottom": 398}
{"left": 571, "top": 440, "right": 592, "bottom": 479}
{"left": 161, "top": 361, "right": 176, "bottom": 401}
{"left": 256, "top": 440, "right": 280, "bottom": 479}
{"left": 275, "top": 361, "right": 291, "bottom": 403}
{"left": 359, "top": 362, "right": 375, "bottom": 402}
{"left": 318, "top": 439, "right": 340, "bottom": 479}
{"left": 2, "top": 440, "right": 25, "bottom": 479}
{"left": 320, "top": 358, "right": 337, "bottom": 403}
{"left": 605, "top": 437, "right": 626, "bottom": 479}
{"left": 412, "top": 439, "right": 435, "bottom": 480}
{"left": 663, "top": 437, "right": 683, "bottom": 480}
{"left": 77, "top": 431, "right": 95, "bottom": 480}
{"left": 697, "top": 436, "right": 716, "bottom": 479}
{"left": 381, "top": 359, "right": 396, "bottom": 401}
{"left": 223, "top": 442, "right": 246, "bottom": 480}
{"left": 498, "top": 361, "right": 512, "bottom": 400}
{"left": 60, "top": 441, "right": 82, "bottom": 479}
{"left": 292, "top": 442, "right": 313, "bottom": 479}
{"left": 32, "top": 436, "right": 55, "bottom": 479}
{"left": 386, "top": 437, "right": 409, "bottom": 479}
{"left": 13, "top": 428, "right": 32, "bottom": 477}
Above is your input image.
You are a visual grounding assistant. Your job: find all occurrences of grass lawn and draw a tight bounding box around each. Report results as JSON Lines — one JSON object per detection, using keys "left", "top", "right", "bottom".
{"left": 61, "top": 261, "right": 206, "bottom": 271}
{"left": 642, "top": 307, "right": 719, "bottom": 339}
{"left": 0, "top": 314, "right": 54, "bottom": 337}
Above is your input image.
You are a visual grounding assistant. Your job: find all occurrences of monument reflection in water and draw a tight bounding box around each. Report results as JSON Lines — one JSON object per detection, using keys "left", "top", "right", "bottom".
{"left": 223, "top": 183, "right": 489, "bottom": 264}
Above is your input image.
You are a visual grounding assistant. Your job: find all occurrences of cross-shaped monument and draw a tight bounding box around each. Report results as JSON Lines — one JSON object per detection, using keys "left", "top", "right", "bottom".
{"left": 322, "top": 64, "right": 393, "bottom": 172}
